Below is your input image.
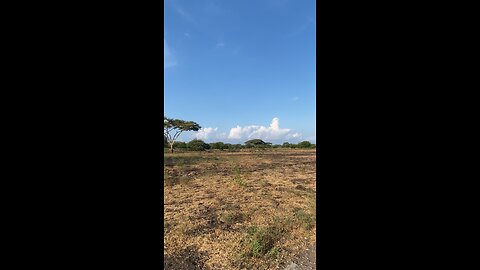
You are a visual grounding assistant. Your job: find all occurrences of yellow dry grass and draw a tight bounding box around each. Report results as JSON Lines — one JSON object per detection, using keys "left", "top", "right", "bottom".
{"left": 164, "top": 149, "right": 316, "bottom": 270}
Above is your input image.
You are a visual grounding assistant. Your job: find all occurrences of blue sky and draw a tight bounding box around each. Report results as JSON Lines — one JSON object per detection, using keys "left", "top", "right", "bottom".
{"left": 164, "top": 0, "right": 316, "bottom": 144}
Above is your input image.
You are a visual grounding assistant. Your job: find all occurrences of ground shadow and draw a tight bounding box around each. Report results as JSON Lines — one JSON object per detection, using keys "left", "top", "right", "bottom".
{"left": 164, "top": 245, "right": 210, "bottom": 270}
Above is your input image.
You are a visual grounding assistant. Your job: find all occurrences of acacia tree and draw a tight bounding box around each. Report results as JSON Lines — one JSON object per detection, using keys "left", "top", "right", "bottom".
{"left": 245, "top": 139, "right": 271, "bottom": 149}
{"left": 164, "top": 117, "right": 201, "bottom": 153}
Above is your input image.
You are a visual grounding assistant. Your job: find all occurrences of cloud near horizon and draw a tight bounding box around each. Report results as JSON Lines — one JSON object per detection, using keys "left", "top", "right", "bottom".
{"left": 228, "top": 117, "right": 295, "bottom": 140}
{"left": 192, "top": 118, "right": 304, "bottom": 143}
{"left": 195, "top": 127, "right": 220, "bottom": 140}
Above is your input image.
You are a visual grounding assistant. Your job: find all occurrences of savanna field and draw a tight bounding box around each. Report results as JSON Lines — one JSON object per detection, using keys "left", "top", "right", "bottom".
{"left": 164, "top": 149, "right": 316, "bottom": 270}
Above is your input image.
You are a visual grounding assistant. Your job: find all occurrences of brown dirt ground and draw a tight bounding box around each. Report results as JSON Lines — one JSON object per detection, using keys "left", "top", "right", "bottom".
{"left": 164, "top": 149, "right": 316, "bottom": 270}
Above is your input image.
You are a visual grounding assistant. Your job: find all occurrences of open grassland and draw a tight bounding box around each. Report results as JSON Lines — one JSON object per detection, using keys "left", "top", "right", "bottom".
{"left": 164, "top": 149, "right": 316, "bottom": 270}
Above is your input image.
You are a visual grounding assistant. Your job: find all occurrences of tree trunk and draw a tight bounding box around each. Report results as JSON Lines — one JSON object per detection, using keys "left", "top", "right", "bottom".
{"left": 167, "top": 142, "right": 175, "bottom": 167}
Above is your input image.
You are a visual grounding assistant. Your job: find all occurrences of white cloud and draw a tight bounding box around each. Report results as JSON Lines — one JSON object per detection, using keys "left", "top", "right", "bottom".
{"left": 190, "top": 118, "right": 303, "bottom": 143}
{"left": 288, "top": 132, "right": 301, "bottom": 138}
{"left": 228, "top": 118, "right": 301, "bottom": 141}
{"left": 218, "top": 132, "right": 228, "bottom": 139}
{"left": 305, "top": 133, "right": 316, "bottom": 143}
{"left": 195, "top": 127, "right": 218, "bottom": 140}
{"left": 164, "top": 39, "right": 177, "bottom": 68}
{"left": 192, "top": 127, "right": 228, "bottom": 141}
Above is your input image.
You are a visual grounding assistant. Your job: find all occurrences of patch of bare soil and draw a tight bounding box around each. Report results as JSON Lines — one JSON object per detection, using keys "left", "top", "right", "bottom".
{"left": 164, "top": 149, "right": 316, "bottom": 270}
{"left": 283, "top": 243, "right": 316, "bottom": 270}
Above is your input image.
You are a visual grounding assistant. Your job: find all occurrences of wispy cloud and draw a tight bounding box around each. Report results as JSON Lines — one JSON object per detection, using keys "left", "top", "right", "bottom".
{"left": 292, "top": 96, "right": 299, "bottom": 101}
{"left": 164, "top": 39, "right": 177, "bottom": 69}
{"left": 216, "top": 41, "right": 225, "bottom": 48}
{"left": 175, "top": 7, "right": 195, "bottom": 24}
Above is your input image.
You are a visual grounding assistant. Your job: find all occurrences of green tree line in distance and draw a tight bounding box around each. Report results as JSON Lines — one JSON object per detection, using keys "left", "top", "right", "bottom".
{"left": 163, "top": 137, "right": 315, "bottom": 151}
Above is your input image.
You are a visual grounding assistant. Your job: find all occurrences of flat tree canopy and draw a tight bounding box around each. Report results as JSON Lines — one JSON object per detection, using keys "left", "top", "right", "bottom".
{"left": 297, "top": 141, "right": 312, "bottom": 148}
{"left": 164, "top": 117, "right": 201, "bottom": 153}
{"left": 245, "top": 139, "right": 272, "bottom": 148}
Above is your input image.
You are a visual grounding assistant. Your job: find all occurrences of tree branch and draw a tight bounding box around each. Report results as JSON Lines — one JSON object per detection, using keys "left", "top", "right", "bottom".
{"left": 173, "top": 131, "right": 182, "bottom": 141}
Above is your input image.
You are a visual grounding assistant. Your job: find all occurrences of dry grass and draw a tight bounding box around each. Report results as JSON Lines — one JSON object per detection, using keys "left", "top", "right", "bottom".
{"left": 164, "top": 149, "right": 316, "bottom": 270}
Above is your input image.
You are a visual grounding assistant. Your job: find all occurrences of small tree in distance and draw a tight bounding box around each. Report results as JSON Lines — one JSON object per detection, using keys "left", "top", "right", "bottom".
{"left": 164, "top": 116, "right": 201, "bottom": 153}
{"left": 297, "top": 141, "right": 312, "bottom": 148}
{"left": 245, "top": 139, "right": 270, "bottom": 149}
{"left": 188, "top": 139, "right": 210, "bottom": 151}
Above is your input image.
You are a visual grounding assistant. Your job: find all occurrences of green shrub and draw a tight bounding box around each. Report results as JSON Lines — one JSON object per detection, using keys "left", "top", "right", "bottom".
{"left": 234, "top": 167, "right": 246, "bottom": 187}
{"left": 244, "top": 225, "right": 283, "bottom": 258}
{"left": 297, "top": 141, "right": 312, "bottom": 148}
{"left": 187, "top": 139, "right": 210, "bottom": 151}
{"left": 294, "top": 209, "right": 315, "bottom": 230}
{"left": 173, "top": 141, "right": 187, "bottom": 148}
{"left": 209, "top": 142, "right": 228, "bottom": 150}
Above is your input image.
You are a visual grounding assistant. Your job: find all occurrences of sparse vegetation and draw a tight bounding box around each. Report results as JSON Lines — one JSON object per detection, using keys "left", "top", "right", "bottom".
{"left": 164, "top": 149, "right": 316, "bottom": 269}
{"left": 233, "top": 167, "right": 246, "bottom": 187}
{"left": 244, "top": 225, "right": 281, "bottom": 257}
{"left": 294, "top": 209, "right": 315, "bottom": 230}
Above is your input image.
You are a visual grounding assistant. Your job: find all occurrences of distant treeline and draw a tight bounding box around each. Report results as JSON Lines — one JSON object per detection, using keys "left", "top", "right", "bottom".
{"left": 163, "top": 138, "right": 315, "bottom": 151}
